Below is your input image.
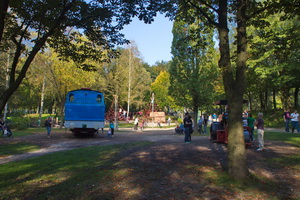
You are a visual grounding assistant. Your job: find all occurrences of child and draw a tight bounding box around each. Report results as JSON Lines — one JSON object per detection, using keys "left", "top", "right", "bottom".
{"left": 3, "top": 126, "right": 13, "bottom": 137}
{"left": 109, "top": 120, "right": 114, "bottom": 136}
{"left": 107, "top": 128, "right": 112, "bottom": 138}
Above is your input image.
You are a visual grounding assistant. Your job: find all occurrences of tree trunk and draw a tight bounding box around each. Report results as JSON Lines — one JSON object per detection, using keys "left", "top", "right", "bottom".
{"left": 273, "top": 88, "right": 277, "bottom": 110}
{"left": 281, "top": 87, "right": 291, "bottom": 110}
{"left": 218, "top": 0, "right": 248, "bottom": 179}
{"left": 294, "top": 87, "right": 299, "bottom": 108}
{"left": 264, "top": 91, "right": 268, "bottom": 110}
{"left": 193, "top": 105, "right": 199, "bottom": 134}
{"left": 259, "top": 92, "right": 265, "bottom": 110}
{"left": 0, "top": 0, "right": 9, "bottom": 43}
{"left": 0, "top": 25, "right": 56, "bottom": 114}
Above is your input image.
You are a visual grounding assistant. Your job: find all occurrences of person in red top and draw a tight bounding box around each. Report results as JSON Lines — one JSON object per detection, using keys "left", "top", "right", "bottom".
{"left": 255, "top": 113, "right": 264, "bottom": 151}
{"left": 283, "top": 109, "right": 291, "bottom": 132}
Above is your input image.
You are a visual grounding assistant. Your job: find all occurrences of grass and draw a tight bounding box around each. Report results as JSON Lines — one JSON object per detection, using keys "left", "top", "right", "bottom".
{"left": 0, "top": 143, "right": 41, "bottom": 157}
{"left": 12, "top": 127, "right": 67, "bottom": 137}
{"left": 0, "top": 140, "right": 295, "bottom": 200}
{"left": 264, "top": 131, "right": 300, "bottom": 148}
{"left": 0, "top": 142, "right": 153, "bottom": 200}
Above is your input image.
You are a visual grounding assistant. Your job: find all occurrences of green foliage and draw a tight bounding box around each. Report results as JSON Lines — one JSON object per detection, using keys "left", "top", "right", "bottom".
{"left": 8, "top": 116, "right": 30, "bottom": 130}
{"left": 170, "top": 17, "right": 218, "bottom": 112}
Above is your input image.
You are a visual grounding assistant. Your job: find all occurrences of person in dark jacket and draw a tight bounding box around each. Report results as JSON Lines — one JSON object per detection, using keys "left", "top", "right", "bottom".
{"left": 183, "top": 113, "right": 193, "bottom": 143}
{"left": 45, "top": 117, "right": 53, "bottom": 138}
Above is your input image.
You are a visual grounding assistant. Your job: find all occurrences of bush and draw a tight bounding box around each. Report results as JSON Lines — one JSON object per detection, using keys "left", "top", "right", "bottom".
{"left": 9, "top": 117, "right": 30, "bottom": 130}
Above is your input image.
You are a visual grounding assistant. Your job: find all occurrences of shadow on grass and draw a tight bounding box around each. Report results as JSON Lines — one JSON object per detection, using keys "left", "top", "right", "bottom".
{"left": 0, "top": 135, "right": 299, "bottom": 199}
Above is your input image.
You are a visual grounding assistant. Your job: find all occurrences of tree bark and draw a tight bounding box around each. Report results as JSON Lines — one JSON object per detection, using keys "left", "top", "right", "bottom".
{"left": 273, "top": 88, "right": 276, "bottom": 110}
{"left": 218, "top": 0, "right": 248, "bottom": 179}
{"left": 294, "top": 87, "right": 299, "bottom": 108}
{"left": 0, "top": 0, "right": 9, "bottom": 43}
{"left": 281, "top": 87, "right": 291, "bottom": 110}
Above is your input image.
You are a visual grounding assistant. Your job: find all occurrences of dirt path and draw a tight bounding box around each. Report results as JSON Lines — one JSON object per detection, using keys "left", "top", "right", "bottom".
{"left": 0, "top": 128, "right": 299, "bottom": 199}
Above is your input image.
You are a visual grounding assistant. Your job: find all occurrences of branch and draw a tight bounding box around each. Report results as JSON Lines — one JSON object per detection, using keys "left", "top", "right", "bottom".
{"left": 186, "top": 0, "right": 219, "bottom": 27}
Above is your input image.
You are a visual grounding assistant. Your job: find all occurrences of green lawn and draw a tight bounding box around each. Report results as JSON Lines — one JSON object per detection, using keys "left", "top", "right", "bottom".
{"left": 264, "top": 131, "right": 300, "bottom": 148}
{"left": 0, "top": 129, "right": 299, "bottom": 199}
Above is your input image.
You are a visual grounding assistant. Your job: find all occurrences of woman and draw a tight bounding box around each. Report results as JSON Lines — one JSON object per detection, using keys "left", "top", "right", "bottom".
{"left": 290, "top": 110, "right": 299, "bottom": 134}
{"left": 254, "top": 113, "right": 264, "bottom": 151}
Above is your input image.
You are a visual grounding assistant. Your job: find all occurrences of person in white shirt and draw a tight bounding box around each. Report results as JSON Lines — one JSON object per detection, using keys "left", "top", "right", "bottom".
{"left": 290, "top": 110, "right": 299, "bottom": 133}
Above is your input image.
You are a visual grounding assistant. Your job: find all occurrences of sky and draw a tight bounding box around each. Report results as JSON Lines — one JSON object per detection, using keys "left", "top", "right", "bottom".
{"left": 120, "top": 14, "right": 173, "bottom": 66}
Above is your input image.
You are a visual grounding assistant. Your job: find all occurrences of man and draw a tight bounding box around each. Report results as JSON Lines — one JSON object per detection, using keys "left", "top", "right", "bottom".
{"left": 198, "top": 116, "right": 204, "bottom": 134}
{"left": 183, "top": 113, "right": 193, "bottom": 143}
{"left": 203, "top": 113, "right": 208, "bottom": 134}
{"left": 45, "top": 117, "right": 53, "bottom": 138}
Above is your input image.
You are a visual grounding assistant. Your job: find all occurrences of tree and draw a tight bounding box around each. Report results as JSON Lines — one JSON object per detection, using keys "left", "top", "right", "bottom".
{"left": 248, "top": 14, "right": 300, "bottom": 110}
{"left": 0, "top": 0, "right": 160, "bottom": 115}
{"left": 169, "top": 17, "right": 217, "bottom": 126}
{"left": 151, "top": 71, "right": 176, "bottom": 112}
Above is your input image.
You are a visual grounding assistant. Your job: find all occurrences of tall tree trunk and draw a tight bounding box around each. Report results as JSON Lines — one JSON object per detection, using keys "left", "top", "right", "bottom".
{"left": 264, "top": 91, "right": 268, "bottom": 110}
{"left": 248, "top": 91, "right": 252, "bottom": 111}
{"left": 294, "top": 87, "right": 299, "bottom": 108}
{"left": 273, "top": 88, "right": 276, "bottom": 110}
{"left": 259, "top": 92, "right": 265, "bottom": 110}
{"left": 218, "top": 0, "right": 248, "bottom": 179}
{"left": 281, "top": 87, "right": 291, "bottom": 110}
{"left": 0, "top": 0, "right": 9, "bottom": 43}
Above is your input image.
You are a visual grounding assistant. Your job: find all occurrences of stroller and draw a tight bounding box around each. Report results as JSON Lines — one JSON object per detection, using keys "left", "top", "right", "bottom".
{"left": 175, "top": 125, "right": 184, "bottom": 134}
{"left": 2, "top": 126, "right": 13, "bottom": 137}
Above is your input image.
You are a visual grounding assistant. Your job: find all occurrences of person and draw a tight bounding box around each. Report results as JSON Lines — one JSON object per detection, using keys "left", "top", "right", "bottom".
{"left": 167, "top": 117, "right": 171, "bottom": 126}
{"left": 242, "top": 112, "right": 248, "bottom": 127}
{"left": 139, "top": 119, "right": 144, "bottom": 130}
{"left": 44, "top": 117, "right": 53, "bottom": 138}
{"left": 203, "top": 114, "right": 208, "bottom": 134}
{"left": 0, "top": 119, "right": 5, "bottom": 135}
{"left": 157, "top": 120, "right": 161, "bottom": 128}
{"left": 107, "top": 128, "right": 112, "bottom": 138}
{"left": 183, "top": 113, "right": 193, "bottom": 143}
{"left": 212, "top": 113, "right": 217, "bottom": 122}
{"left": 243, "top": 109, "right": 249, "bottom": 118}
{"left": 254, "top": 113, "right": 264, "bottom": 151}
{"left": 283, "top": 109, "right": 291, "bottom": 132}
{"left": 290, "top": 110, "right": 299, "bottom": 134}
{"left": 109, "top": 120, "right": 114, "bottom": 136}
{"left": 198, "top": 116, "right": 204, "bottom": 134}
{"left": 247, "top": 114, "right": 255, "bottom": 142}
{"left": 134, "top": 117, "right": 139, "bottom": 131}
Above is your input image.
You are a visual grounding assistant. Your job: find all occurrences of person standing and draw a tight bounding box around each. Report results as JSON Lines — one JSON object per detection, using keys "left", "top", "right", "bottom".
{"left": 134, "top": 117, "right": 139, "bottom": 131}
{"left": 212, "top": 113, "right": 217, "bottom": 122}
{"left": 203, "top": 114, "right": 208, "bottom": 134}
{"left": 283, "top": 109, "right": 291, "bottom": 132}
{"left": 255, "top": 113, "right": 264, "bottom": 151}
{"left": 109, "top": 120, "right": 114, "bottom": 136}
{"left": 198, "top": 116, "right": 203, "bottom": 134}
{"left": 247, "top": 114, "right": 255, "bottom": 142}
{"left": 45, "top": 117, "right": 53, "bottom": 138}
{"left": 183, "top": 113, "right": 193, "bottom": 143}
{"left": 290, "top": 110, "right": 299, "bottom": 133}
{"left": 167, "top": 117, "right": 171, "bottom": 126}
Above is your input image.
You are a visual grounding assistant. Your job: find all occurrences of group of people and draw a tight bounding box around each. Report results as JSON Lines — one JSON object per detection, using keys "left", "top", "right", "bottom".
{"left": 182, "top": 111, "right": 266, "bottom": 152}
{"left": 283, "top": 109, "right": 299, "bottom": 133}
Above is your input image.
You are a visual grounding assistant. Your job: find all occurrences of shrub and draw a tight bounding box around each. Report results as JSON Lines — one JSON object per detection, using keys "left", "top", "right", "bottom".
{"left": 9, "top": 117, "right": 30, "bottom": 130}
